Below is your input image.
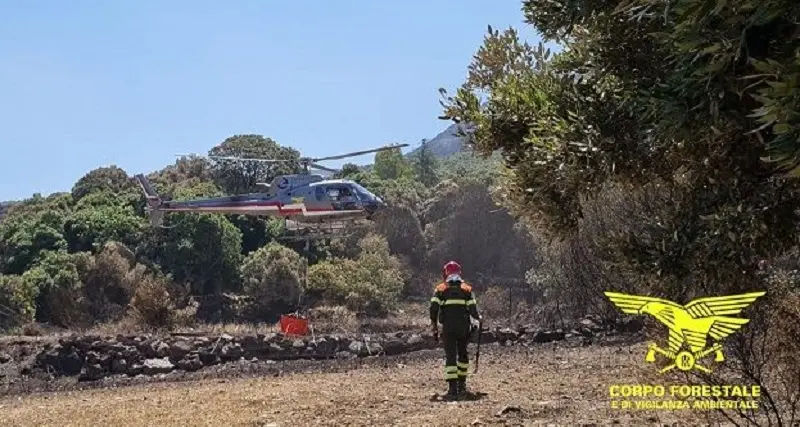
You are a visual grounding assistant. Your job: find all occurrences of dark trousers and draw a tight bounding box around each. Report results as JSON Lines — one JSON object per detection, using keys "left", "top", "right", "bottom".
{"left": 442, "top": 327, "right": 470, "bottom": 384}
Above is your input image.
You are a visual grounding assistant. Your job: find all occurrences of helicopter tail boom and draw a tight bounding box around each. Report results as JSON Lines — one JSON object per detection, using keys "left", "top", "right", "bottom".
{"left": 134, "top": 174, "right": 165, "bottom": 226}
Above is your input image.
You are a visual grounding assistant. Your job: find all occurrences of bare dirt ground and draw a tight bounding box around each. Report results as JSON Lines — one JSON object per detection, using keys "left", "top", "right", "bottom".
{"left": 0, "top": 339, "right": 731, "bottom": 427}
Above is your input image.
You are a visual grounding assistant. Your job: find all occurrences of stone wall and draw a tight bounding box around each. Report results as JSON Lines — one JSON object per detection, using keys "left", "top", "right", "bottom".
{"left": 10, "top": 324, "right": 605, "bottom": 382}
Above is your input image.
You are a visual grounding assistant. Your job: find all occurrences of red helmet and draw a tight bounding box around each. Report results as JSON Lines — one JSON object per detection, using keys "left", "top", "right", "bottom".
{"left": 442, "top": 261, "right": 462, "bottom": 280}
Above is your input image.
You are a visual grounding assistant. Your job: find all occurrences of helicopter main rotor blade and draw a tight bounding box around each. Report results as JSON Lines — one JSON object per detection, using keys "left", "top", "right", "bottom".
{"left": 308, "top": 163, "right": 339, "bottom": 173}
{"left": 207, "top": 155, "right": 294, "bottom": 163}
{"left": 175, "top": 153, "right": 288, "bottom": 163}
{"left": 310, "top": 143, "right": 409, "bottom": 162}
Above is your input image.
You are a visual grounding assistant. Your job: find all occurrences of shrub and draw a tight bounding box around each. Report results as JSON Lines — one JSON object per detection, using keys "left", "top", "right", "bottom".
{"left": 306, "top": 305, "right": 358, "bottom": 334}
{"left": 78, "top": 242, "right": 144, "bottom": 322}
{"left": 0, "top": 274, "right": 38, "bottom": 329}
{"left": 478, "top": 286, "right": 512, "bottom": 318}
{"left": 128, "top": 273, "right": 195, "bottom": 330}
{"left": 241, "top": 242, "right": 303, "bottom": 318}
{"left": 306, "top": 234, "right": 405, "bottom": 316}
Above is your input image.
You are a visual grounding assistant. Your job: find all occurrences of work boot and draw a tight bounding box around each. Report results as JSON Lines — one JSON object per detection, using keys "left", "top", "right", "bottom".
{"left": 443, "top": 380, "right": 459, "bottom": 400}
{"left": 457, "top": 378, "right": 467, "bottom": 395}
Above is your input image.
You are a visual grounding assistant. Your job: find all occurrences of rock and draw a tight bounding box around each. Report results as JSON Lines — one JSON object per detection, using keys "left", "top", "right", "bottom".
{"left": 531, "top": 330, "right": 566, "bottom": 343}
{"left": 85, "top": 351, "right": 103, "bottom": 364}
{"left": 221, "top": 343, "right": 243, "bottom": 360}
{"left": 90, "top": 340, "right": 110, "bottom": 351}
{"left": 79, "top": 363, "right": 104, "bottom": 381}
{"left": 198, "top": 348, "right": 219, "bottom": 365}
{"left": 367, "top": 342, "right": 383, "bottom": 355}
{"left": 150, "top": 341, "right": 169, "bottom": 358}
{"left": 407, "top": 334, "right": 423, "bottom": 345}
{"left": 168, "top": 341, "right": 193, "bottom": 361}
{"left": 0, "top": 353, "right": 11, "bottom": 364}
{"left": 263, "top": 333, "right": 280, "bottom": 343}
{"left": 292, "top": 340, "right": 305, "bottom": 349}
{"left": 348, "top": 341, "right": 367, "bottom": 357}
{"left": 336, "top": 351, "right": 355, "bottom": 359}
{"left": 121, "top": 345, "right": 140, "bottom": 361}
{"left": 495, "top": 327, "right": 518, "bottom": 342}
{"left": 382, "top": 340, "right": 406, "bottom": 356}
{"left": 220, "top": 333, "right": 234, "bottom": 341}
{"left": 313, "top": 337, "right": 337, "bottom": 355}
{"left": 35, "top": 346, "right": 83, "bottom": 375}
{"left": 127, "top": 363, "right": 143, "bottom": 376}
{"left": 176, "top": 355, "right": 203, "bottom": 372}
{"left": 110, "top": 358, "right": 128, "bottom": 374}
{"left": 142, "top": 358, "right": 174, "bottom": 375}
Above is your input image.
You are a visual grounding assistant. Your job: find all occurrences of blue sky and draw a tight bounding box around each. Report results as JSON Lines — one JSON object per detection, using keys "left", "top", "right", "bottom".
{"left": 0, "top": 1, "right": 553, "bottom": 201}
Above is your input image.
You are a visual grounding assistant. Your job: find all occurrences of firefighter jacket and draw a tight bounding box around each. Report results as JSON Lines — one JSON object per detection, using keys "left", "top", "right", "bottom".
{"left": 430, "top": 281, "right": 480, "bottom": 332}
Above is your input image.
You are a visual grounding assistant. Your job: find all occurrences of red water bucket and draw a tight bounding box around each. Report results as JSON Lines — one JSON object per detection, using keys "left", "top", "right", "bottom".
{"left": 279, "top": 314, "right": 309, "bottom": 336}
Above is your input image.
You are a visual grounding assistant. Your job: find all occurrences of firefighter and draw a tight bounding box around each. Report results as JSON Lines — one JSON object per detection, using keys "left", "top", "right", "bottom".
{"left": 430, "top": 261, "right": 481, "bottom": 398}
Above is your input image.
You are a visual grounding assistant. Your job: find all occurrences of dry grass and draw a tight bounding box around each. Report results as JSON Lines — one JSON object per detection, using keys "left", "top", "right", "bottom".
{"left": 0, "top": 342, "right": 731, "bottom": 426}
{"left": 0, "top": 302, "right": 433, "bottom": 341}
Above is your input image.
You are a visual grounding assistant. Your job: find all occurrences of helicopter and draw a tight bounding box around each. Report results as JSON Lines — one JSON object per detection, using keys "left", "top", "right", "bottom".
{"left": 134, "top": 143, "right": 409, "bottom": 238}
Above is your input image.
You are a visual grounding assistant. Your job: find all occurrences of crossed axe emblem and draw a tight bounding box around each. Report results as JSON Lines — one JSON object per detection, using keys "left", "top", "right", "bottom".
{"left": 645, "top": 342, "right": 725, "bottom": 373}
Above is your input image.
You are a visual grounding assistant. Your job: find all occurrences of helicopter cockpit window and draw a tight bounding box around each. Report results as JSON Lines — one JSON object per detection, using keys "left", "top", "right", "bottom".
{"left": 326, "top": 188, "right": 340, "bottom": 200}
{"left": 315, "top": 187, "right": 325, "bottom": 201}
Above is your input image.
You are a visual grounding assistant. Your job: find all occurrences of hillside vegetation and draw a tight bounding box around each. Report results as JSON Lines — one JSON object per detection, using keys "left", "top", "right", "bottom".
{"left": 0, "top": 134, "right": 535, "bottom": 333}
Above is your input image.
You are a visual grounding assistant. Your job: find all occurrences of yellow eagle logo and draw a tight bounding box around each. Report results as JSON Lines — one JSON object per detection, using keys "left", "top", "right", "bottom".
{"left": 604, "top": 291, "right": 766, "bottom": 373}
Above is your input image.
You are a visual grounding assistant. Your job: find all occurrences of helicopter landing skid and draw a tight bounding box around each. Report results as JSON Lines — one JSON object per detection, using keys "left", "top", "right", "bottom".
{"left": 278, "top": 218, "right": 366, "bottom": 240}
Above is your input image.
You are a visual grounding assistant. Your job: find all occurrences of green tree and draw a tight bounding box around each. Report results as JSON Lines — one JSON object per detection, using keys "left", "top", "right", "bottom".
{"left": 155, "top": 213, "right": 243, "bottom": 295}
{"left": 411, "top": 139, "right": 440, "bottom": 187}
{"left": 209, "top": 135, "right": 301, "bottom": 194}
{"left": 441, "top": 10, "right": 800, "bottom": 292}
{"left": 138, "top": 182, "right": 243, "bottom": 295}
{"left": 335, "top": 163, "right": 362, "bottom": 179}
{"left": 0, "top": 209, "right": 68, "bottom": 275}
{"left": 441, "top": 2, "right": 800, "bottom": 423}
{"left": 71, "top": 166, "right": 135, "bottom": 202}
{"left": 373, "top": 147, "right": 412, "bottom": 180}
{"left": 22, "top": 250, "right": 87, "bottom": 326}
{"left": 64, "top": 191, "right": 145, "bottom": 252}
{"left": 437, "top": 151, "right": 501, "bottom": 184}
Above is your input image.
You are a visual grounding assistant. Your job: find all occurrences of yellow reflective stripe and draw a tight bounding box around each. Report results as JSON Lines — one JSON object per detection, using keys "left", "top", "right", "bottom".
{"left": 466, "top": 299, "right": 476, "bottom": 305}
{"left": 445, "top": 366, "right": 458, "bottom": 372}
{"left": 445, "top": 372, "right": 458, "bottom": 380}
{"left": 457, "top": 362, "right": 469, "bottom": 369}
{"left": 430, "top": 297, "right": 442, "bottom": 305}
{"left": 457, "top": 371, "right": 468, "bottom": 377}
{"left": 443, "top": 299, "right": 466, "bottom": 305}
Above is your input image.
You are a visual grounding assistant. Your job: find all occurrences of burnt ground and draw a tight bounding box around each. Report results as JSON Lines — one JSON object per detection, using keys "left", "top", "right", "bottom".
{"left": 0, "top": 336, "right": 734, "bottom": 426}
